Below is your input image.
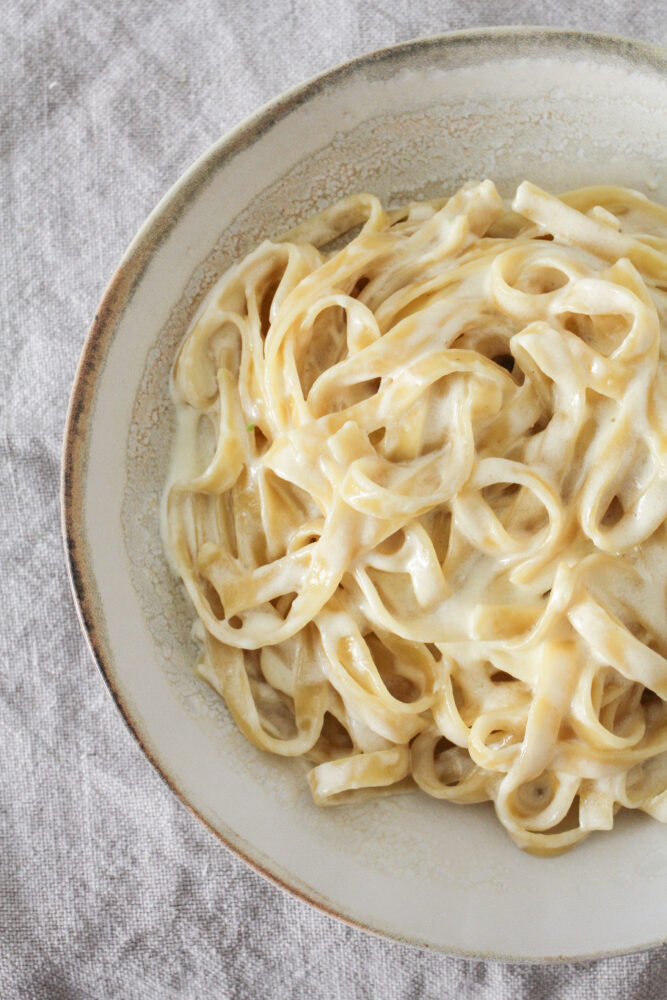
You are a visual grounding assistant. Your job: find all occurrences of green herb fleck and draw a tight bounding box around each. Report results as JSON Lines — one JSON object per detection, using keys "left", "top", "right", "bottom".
{"left": 246, "top": 423, "right": 256, "bottom": 432}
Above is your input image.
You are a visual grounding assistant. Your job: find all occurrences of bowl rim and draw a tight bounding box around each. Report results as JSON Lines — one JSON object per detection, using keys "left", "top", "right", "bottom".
{"left": 61, "top": 25, "right": 667, "bottom": 963}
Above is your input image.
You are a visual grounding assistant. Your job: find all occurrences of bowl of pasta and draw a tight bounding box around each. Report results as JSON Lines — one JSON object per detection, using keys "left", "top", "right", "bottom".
{"left": 63, "top": 28, "right": 667, "bottom": 959}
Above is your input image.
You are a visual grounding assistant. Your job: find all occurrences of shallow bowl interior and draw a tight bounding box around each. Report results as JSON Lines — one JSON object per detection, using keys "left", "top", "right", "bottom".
{"left": 63, "top": 29, "right": 667, "bottom": 960}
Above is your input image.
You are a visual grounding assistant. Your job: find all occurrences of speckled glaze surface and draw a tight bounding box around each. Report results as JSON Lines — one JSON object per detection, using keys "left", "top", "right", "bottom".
{"left": 62, "top": 29, "right": 667, "bottom": 960}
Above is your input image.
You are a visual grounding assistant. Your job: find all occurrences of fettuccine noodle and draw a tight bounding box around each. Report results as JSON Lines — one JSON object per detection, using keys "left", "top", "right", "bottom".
{"left": 163, "top": 180, "right": 667, "bottom": 855}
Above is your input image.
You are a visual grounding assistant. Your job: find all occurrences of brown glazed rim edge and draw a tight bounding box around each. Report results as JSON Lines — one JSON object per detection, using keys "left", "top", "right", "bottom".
{"left": 61, "top": 26, "right": 667, "bottom": 963}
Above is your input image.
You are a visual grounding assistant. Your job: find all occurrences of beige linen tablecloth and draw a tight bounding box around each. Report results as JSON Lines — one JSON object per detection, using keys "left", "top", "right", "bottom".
{"left": 2, "top": 1, "right": 666, "bottom": 996}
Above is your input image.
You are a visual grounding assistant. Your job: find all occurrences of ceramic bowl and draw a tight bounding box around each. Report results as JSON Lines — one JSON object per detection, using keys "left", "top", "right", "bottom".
{"left": 62, "top": 28, "right": 667, "bottom": 960}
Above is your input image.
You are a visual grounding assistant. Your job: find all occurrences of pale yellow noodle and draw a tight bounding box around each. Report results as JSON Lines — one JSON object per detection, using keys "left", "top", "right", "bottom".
{"left": 163, "top": 180, "right": 667, "bottom": 855}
